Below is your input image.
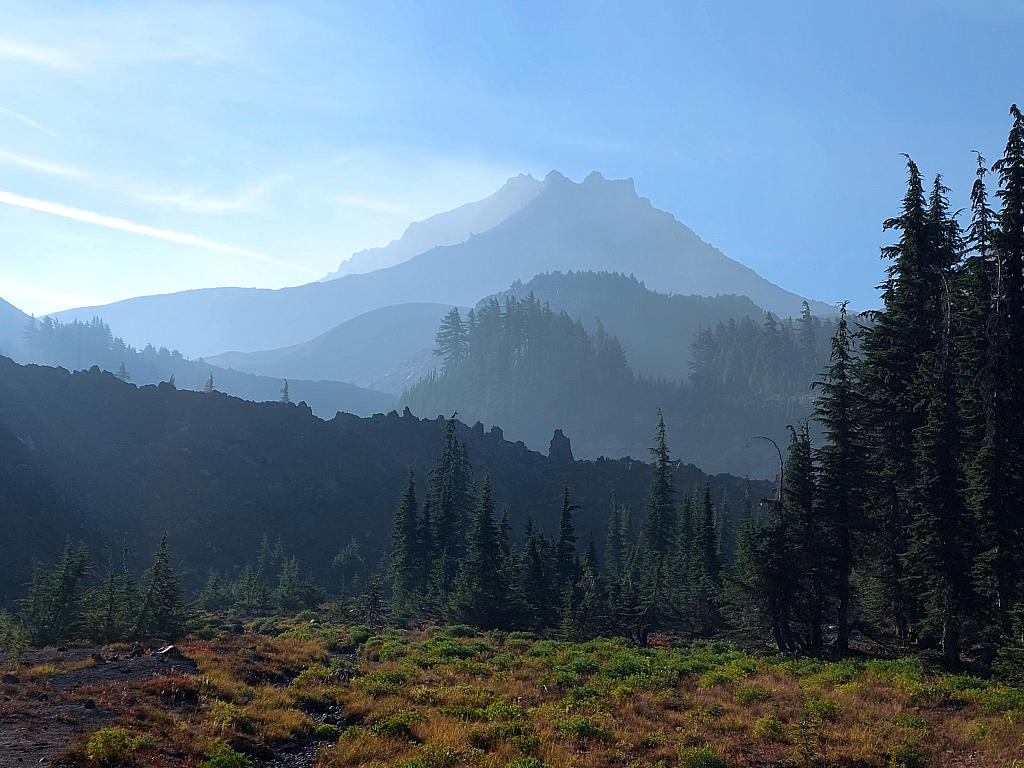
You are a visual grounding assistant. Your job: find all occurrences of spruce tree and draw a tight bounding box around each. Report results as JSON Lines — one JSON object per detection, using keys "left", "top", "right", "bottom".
{"left": 692, "top": 485, "right": 723, "bottom": 635}
{"left": 858, "top": 157, "right": 932, "bottom": 645}
{"left": 982, "top": 104, "right": 1024, "bottom": 636}
{"left": 428, "top": 415, "right": 473, "bottom": 599}
{"left": 134, "top": 535, "right": 185, "bottom": 640}
{"left": 555, "top": 486, "right": 579, "bottom": 588}
{"left": 642, "top": 410, "right": 676, "bottom": 556}
{"left": 812, "top": 302, "right": 865, "bottom": 652}
{"left": 21, "top": 543, "right": 90, "bottom": 645}
{"left": 448, "top": 476, "right": 510, "bottom": 628}
{"left": 434, "top": 308, "right": 469, "bottom": 372}
{"left": 521, "top": 519, "right": 557, "bottom": 630}
{"left": 389, "top": 470, "right": 422, "bottom": 620}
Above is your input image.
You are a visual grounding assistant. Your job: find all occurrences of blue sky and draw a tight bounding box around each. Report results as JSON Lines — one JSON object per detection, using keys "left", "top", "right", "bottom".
{"left": 0, "top": 0, "right": 1021, "bottom": 316}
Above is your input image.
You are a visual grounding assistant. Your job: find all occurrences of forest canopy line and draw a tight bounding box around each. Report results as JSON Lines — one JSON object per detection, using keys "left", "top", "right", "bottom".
{"left": 387, "top": 105, "right": 1024, "bottom": 669}
{"left": 2, "top": 106, "right": 1023, "bottom": 678}
{"left": 401, "top": 277, "right": 835, "bottom": 477}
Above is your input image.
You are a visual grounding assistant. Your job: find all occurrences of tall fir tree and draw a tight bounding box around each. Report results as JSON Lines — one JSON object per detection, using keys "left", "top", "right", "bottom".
{"left": 389, "top": 470, "right": 422, "bottom": 620}
{"left": 812, "top": 302, "right": 865, "bottom": 652}
{"left": 642, "top": 410, "right": 676, "bottom": 556}
{"left": 134, "top": 535, "right": 185, "bottom": 640}
{"left": 447, "top": 476, "right": 511, "bottom": 628}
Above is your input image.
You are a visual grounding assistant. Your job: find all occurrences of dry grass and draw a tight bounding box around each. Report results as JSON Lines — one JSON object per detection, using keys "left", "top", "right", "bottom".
{"left": 9, "top": 617, "right": 1021, "bottom": 767}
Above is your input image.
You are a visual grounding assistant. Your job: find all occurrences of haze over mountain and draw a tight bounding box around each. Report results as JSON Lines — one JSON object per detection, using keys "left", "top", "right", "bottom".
{"left": 320, "top": 174, "right": 544, "bottom": 280}
{"left": 207, "top": 303, "right": 458, "bottom": 394}
{"left": 53, "top": 171, "right": 831, "bottom": 359}
{"left": 0, "top": 296, "right": 30, "bottom": 359}
{"left": 488, "top": 271, "right": 768, "bottom": 382}
{"left": 15, "top": 316, "right": 394, "bottom": 418}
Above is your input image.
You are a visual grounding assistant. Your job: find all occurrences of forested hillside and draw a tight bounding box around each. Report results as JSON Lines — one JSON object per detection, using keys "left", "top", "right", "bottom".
{"left": 16, "top": 315, "right": 395, "bottom": 417}
{"left": 0, "top": 355, "right": 763, "bottom": 607}
{"left": 489, "top": 271, "right": 767, "bottom": 381}
{"left": 401, "top": 291, "right": 835, "bottom": 476}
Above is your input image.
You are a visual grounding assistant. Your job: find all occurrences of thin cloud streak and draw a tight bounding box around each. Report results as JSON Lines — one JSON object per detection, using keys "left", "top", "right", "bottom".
{"left": 0, "top": 190, "right": 310, "bottom": 273}
{"left": 130, "top": 175, "right": 286, "bottom": 214}
{"left": 0, "top": 37, "right": 79, "bottom": 70}
{"left": 0, "top": 107, "right": 55, "bottom": 136}
{"left": 0, "top": 147, "right": 277, "bottom": 215}
{"left": 0, "top": 148, "right": 89, "bottom": 180}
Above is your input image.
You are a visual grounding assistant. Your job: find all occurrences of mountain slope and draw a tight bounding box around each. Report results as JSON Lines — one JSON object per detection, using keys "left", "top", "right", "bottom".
{"left": 0, "top": 296, "right": 30, "bottom": 358}
{"left": 489, "top": 271, "right": 767, "bottom": 381}
{"left": 16, "top": 317, "right": 395, "bottom": 417}
{"left": 0, "top": 356, "right": 767, "bottom": 604}
{"left": 54, "top": 171, "right": 831, "bottom": 358}
{"left": 207, "top": 302, "right": 458, "bottom": 394}
{"left": 321, "top": 173, "right": 543, "bottom": 280}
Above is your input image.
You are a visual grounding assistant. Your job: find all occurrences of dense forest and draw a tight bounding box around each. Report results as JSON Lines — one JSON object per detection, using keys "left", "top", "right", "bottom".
{"left": 0, "top": 354, "right": 761, "bottom": 608}
{"left": 401, "top": 284, "right": 835, "bottom": 475}
{"left": 390, "top": 106, "right": 1024, "bottom": 669}
{"left": 489, "top": 270, "right": 769, "bottom": 381}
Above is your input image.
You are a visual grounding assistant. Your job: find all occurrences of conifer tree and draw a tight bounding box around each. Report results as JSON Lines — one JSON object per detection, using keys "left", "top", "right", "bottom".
{"left": 783, "top": 424, "right": 825, "bottom": 651}
{"left": 280, "top": 379, "right": 290, "bottom": 403}
{"left": 428, "top": 415, "right": 474, "bottom": 598}
{"left": 434, "top": 308, "right": 469, "bottom": 371}
{"left": 521, "top": 519, "right": 557, "bottom": 630}
{"left": 555, "top": 486, "right": 579, "bottom": 587}
{"left": 692, "top": 485, "right": 723, "bottom": 635}
{"left": 134, "top": 535, "right": 185, "bottom": 640}
{"left": 982, "top": 104, "right": 1024, "bottom": 636}
{"left": 642, "top": 410, "right": 676, "bottom": 556}
{"left": 88, "top": 555, "right": 136, "bottom": 644}
{"left": 858, "top": 157, "right": 932, "bottom": 645}
{"left": 21, "top": 543, "right": 90, "bottom": 645}
{"left": 448, "top": 476, "right": 510, "bottom": 628}
{"left": 389, "top": 470, "right": 421, "bottom": 620}
{"left": 812, "top": 302, "right": 865, "bottom": 652}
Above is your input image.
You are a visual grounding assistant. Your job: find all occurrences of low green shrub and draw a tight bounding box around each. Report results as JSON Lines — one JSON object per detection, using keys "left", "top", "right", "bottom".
{"left": 358, "top": 670, "right": 410, "bottom": 696}
{"left": 889, "top": 744, "right": 928, "bottom": 768}
{"left": 556, "top": 715, "right": 612, "bottom": 743}
{"left": 85, "top": 728, "right": 137, "bottom": 766}
{"left": 200, "top": 741, "right": 253, "bottom": 768}
{"left": 370, "top": 710, "right": 425, "bottom": 740}
{"left": 804, "top": 697, "right": 840, "bottom": 722}
{"left": 891, "top": 713, "right": 928, "bottom": 730}
{"left": 752, "top": 713, "right": 785, "bottom": 742}
{"left": 313, "top": 723, "right": 341, "bottom": 739}
{"left": 733, "top": 684, "right": 771, "bottom": 704}
{"left": 678, "top": 746, "right": 732, "bottom": 768}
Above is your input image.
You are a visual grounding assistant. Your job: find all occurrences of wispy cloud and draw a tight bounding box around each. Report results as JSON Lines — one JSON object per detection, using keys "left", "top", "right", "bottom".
{"left": 0, "top": 189, "right": 311, "bottom": 272}
{"left": 129, "top": 175, "right": 286, "bottom": 214}
{"left": 0, "top": 148, "right": 89, "bottom": 180}
{"left": 334, "top": 194, "right": 414, "bottom": 218}
{"left": 0, "top": 3, "right": 303, "bottom": 74}
{"left": 0, "top": 36, "right": 79, "bottom": 70}
{"left": 0, "top": 146, "right": 279, "bottom": 215}
{"left": 0, "top": 107, "right": 55, "bottom": 136}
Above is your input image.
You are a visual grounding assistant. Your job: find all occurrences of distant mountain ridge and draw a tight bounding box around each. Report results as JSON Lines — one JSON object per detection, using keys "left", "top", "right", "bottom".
{"left": 320, "top": 173, "right": 544, "bottom": 280}
{"left": 15, "top": 316, "right": 394, "bottom": 417}
{"left": 53, "top": 171, "right": 832, "bottom": 359}
{"left": 0, "top": 296, "right": 30, "bottom": 358}
{"left": 208, "top": 302, "right": 460, "bottom": 394}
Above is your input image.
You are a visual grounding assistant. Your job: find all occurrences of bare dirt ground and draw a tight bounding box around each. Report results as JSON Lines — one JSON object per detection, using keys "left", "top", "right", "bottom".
{"left": 0, "top": 646, "right": 196, "bottom": 767}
